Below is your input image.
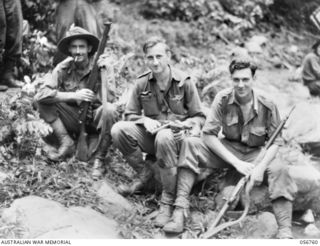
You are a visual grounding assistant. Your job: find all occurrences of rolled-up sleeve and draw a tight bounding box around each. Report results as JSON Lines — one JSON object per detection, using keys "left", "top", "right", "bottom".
{"left": 34, "top": 68, "right": 60, "bottom": 103}
{"left": 202, "top": 91, "right": 224, "bottom": 136}
{"left": 124, "top": 82, "right": 143, "bottom": 121}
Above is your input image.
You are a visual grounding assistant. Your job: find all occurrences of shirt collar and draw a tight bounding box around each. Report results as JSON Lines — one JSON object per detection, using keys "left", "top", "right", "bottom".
{"left": 66, "top": 57, "right": 94, "bottom": 77}
{"left": 228, "top": 89, "right": 258, "bottom": 113}
{"left": 147, "top": 65, "right": 189, "bottom": 87}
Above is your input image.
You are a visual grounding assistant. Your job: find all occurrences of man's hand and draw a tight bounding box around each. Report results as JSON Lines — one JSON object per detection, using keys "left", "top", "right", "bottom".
{"left": 144, "top": 118, "right": 161, "bottom": 133}
{"left": 74, "top": 88, "right": 95, "bottom": 103}
{"left": 246, "top": 165, "right": 265, "bottom": 192}
{"left": 188, "top": 123, "right": 201, "bottom": 137}
{"left": 234, "top": 160, "right": 254, "bottom": 176}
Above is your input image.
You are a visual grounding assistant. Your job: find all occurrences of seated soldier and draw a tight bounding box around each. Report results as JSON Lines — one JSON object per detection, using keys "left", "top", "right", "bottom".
{"left": 302, "top": 39, "right": 320, "bottom": 96}
{"left": 34, "top": 26, "right": 118, "bottom": 179}
{"left": 163, "top": 57, "right": 297, "bottom": 239}
{"left": 111, "top": 36, "right": 206, "bottom": 227}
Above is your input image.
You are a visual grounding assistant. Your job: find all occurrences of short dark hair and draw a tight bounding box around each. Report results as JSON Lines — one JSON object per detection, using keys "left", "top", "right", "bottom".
{"left": 229, "top": 58, "right": 257, "bottom": 76}
{"left": 142, "top": 36, "right": 170, "bottom": 54}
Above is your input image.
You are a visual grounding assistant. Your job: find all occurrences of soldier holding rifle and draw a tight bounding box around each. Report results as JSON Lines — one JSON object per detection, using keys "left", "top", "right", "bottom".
{"left": 163, "top": 57, "right": 297, "bottom": 239}
{"left": 34, "top": 26, "right": 118, "bottom": 179}
{"left": 111, "top": 36, "right": 205, "bottom": 227}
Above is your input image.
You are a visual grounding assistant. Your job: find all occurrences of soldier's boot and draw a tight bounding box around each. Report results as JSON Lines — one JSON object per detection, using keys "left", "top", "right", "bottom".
{"left": 163, "top": 207, "right": 185, "bottom": 233}
{"left": 1, "top": 60, "right": 24, "bottom": 88}
{"left": 92, "top": 135, "right": 112, "bottom": 180}
{"left": 154, "top": 204, "right": 173, "bottom": 228}
{"left": 48, "top": 118, "right": 75, "bottom": 161}
{"left": 163, "top": 168, "right": 196, "bottom": 233}
{"left": 154, "top": 167, "right": 176, "bottom": 227}
{"left": 273, "top": 197, "right": 293, "bottom": 239}
{"left": 117, "top": 148, "right": 153, "bottom": 196}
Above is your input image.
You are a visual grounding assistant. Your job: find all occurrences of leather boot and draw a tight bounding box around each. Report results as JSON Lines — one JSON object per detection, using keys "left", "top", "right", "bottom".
{"left": 2, "top": 72, "right": 24, "bottom": 88}
{"left": 163, "top": 168, "right": 196, "bottom": 233}
{"left": 117, "top": 148, "right": 153, "bottom": 196}
{"left": 1, "top": 60, "right": 24, "bottom": 88}
{"left": 154, "top": 204, "right": 173, "bottom": 228}
{"left": 154, "top": 167, "right": 177, "bottom": 227}
{"left": 163, "top": 207, "right": 185, "bottom": 233}
{"left": 273, "top": 197, "right": 293, "bottom": 239}
{"left": 48, "top": 118, "right": 75, "bottom": 161}
{"left": 92, "top": 135, "right": 112, "bottom": 180}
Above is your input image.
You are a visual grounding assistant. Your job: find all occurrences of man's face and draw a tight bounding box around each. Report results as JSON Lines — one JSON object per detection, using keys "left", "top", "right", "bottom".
{"left": 68, "top": 39, "right": 92, "bottom": 63}
{"left": 231, "top": 68, "right": 254, "bottom": 99}
{"left": 145, "top": 43, "right": 170, "bottom": 75}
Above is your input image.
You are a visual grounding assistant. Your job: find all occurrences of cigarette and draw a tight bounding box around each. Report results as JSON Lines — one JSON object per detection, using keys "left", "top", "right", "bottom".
{"left": 74, "top": 56, "right": 79, "bottom": 62}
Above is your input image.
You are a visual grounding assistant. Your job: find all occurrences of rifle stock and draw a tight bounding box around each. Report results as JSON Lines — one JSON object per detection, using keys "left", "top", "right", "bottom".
{"left": 202, "top": 105, "right": 296, "bottom": 239}
{"left": 76, "top": 22, "right": 112, "bottom": 161}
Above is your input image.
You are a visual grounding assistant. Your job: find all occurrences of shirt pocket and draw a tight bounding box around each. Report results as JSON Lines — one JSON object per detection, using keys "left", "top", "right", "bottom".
{"left": 140, "top": 91, "right": 160, "bottom": 117}
{"left": 248, "top": 126, "right": 267, "bottom": 147}
{"left": 223, "top": 113, "right": 239, "bottom": 140}
{"left": 168, "top": 94, "right": 186, "bottom": 114}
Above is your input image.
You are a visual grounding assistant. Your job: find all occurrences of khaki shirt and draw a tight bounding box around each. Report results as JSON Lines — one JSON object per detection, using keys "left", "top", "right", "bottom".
{"left": 302, "top": 52, "right": 320, "bottom": 84}
{"left": 34, "top": 57, "right": 116, "bottom": 106}
{"left": 202, "top": 88, "right": 283, "bottom": 151}
{"left": 125, "top": 66, "right": 205, "bottom": 124}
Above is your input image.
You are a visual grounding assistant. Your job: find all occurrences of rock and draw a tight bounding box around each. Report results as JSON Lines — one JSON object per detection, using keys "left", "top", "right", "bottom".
{"left": 300, "top": 209, "right": 315, "bottom": 224}
{"left": 231, "top": 212, "right": 277, "bottom": 239}
{"left": 1, "top": 196, "right": 121, "bottom": 238}
{"left": 304, "top": 224, "right": 320, "bottom": 237}
{"left": 283, "top": 101, "right": 320, "bottom": 144}
{"left": 94, "top": 180, "right": 134, "bottom": 217}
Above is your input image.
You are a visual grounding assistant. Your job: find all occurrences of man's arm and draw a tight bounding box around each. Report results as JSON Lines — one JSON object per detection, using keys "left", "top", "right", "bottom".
{"left": 34, "top": 71, "right": 95, "bottom": 104}
{"left": 310, "top": 55, "right": 320, "bottom": 79}
{"left": 201, "top": 90, "right": 254, "bottom": 176}
{"left": 203, "top": 134, "right": 254, "bottom": 176}
{"left": 182, "top": 78, "right": 206, "bottom": 135}
{"left": 249, "top": 102, "right": 283, "bottom": 187}
{"left": 124, "top": 81, "right": 144, "bottom": 121}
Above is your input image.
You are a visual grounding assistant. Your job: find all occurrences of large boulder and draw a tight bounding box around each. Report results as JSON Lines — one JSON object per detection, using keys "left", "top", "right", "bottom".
{"left": 283, "top": 100, "right": 320, "bottom": 146}
{"left": 1, "top": 196, "right": 121, "bottom": 238}
{"left": 231, "top": 212, "right": 278, "bottom": 239}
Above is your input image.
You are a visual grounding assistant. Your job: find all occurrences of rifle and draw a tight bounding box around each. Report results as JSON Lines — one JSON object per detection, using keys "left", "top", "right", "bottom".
{"left": 149, "top": 121, "right": 192, "bottom": 135}
{"left": 76, "top": 22, "right": 112, "bottom": 161}
{"left": 201, "top": 105, "right": 296, "bottom": 239}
